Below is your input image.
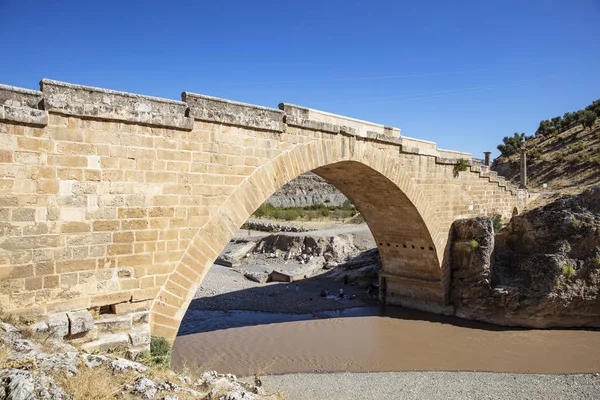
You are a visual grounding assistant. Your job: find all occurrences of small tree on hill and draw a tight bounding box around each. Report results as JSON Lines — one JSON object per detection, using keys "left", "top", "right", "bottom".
{"left": 497, "top": 132, "right": 526, "bottom": 158}
{"left": 582, "top": 110, "right": 597, "bottom": 131}
{"left": 535, "top": 120, "right": 554, "bottom": 137}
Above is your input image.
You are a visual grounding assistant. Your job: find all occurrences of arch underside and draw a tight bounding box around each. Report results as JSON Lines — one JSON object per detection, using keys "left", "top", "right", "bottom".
{"left": 314, "top": 162, "right": 444, "bottom": 308}
{"left": 150, "top": 144, "right": 448, "bottom": 341}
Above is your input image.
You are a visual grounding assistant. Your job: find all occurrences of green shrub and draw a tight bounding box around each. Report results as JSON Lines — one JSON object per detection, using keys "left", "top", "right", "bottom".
{"left": 251, "top": 200, "right": 356, "bottom": 221}
{"left": 149, "top": 336, "right": 172, "bottom": 368}
{"left": 492, "top": 215, "right": 503, "bottom": 232}
{"left": 528, "top": 148, "right": 542, "bottom": 159}
{"left": 555, "top": 153, "right": 565, "bottom": 162}
{"left": 561, "top": 265, "right": 576, "bottom": 279}
{"left": 571, "top": 219, "right": 582, "bottom": 229}
{"left": 467, "top": 239, "right": 479, "bottom": 253}
{"left": 453, "top": 159, "right": 469, "bottom": 177}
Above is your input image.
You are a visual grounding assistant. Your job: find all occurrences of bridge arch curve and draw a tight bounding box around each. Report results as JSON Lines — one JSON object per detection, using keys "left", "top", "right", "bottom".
{"left": 150, "top": 139, "right": 447, "bottom": 342}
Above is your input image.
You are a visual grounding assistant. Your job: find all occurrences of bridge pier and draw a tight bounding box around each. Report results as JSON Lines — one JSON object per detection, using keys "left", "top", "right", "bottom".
{"left": 379, "top": 273, "right": 455, "bottom": 315}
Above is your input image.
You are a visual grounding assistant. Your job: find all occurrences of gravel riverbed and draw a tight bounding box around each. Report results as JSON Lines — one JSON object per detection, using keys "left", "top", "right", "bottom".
{"left": 260, "top": 371, "right": 600, "bottom": 400}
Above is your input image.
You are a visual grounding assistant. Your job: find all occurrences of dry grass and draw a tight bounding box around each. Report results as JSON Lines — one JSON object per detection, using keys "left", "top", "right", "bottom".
{"left": 0, "top": 346, "right": 10, "bottom": 366}
{"left": 58, "top": 365, "right": 137, "bottom": 400}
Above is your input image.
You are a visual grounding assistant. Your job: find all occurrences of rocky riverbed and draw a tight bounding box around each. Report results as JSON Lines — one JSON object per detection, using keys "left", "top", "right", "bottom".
{"left": 0, "top": 318, "right": 279, "bottom": 400}
{"left": 189, "top": 222, "right": 381, "bottom": 316}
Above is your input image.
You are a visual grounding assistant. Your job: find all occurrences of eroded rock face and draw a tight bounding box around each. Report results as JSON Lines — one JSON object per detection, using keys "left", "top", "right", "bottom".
{"left": 451, "top": 186, "right": 600, "bottom": 328}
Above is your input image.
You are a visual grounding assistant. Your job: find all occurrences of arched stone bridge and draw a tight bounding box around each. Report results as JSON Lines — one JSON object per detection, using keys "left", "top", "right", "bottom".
{"left": 0, "top": 79, "right": 529, "bottom": 350}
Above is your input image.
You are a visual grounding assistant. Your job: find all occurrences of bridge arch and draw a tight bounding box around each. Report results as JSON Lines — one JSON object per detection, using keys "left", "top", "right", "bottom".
{"left": 150, "top": 138, "right": 447, "bottom": 342}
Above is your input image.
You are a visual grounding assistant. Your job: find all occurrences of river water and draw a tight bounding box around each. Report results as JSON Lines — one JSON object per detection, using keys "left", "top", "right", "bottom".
{"left": 172, "top": 306, "right": 600, "bottom": 376}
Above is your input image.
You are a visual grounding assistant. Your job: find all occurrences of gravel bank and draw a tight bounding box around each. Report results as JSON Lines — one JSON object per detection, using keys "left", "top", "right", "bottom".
{"left": 188, "top": 264, "right": 377, "bottom": 314}
{"left": 260, "top": 371, "right": 600, "bottom": 400}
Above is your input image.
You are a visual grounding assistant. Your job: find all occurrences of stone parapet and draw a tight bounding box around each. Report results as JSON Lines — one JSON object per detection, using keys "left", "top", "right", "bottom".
{"left": 0, "top": 84, "right": 47, "bottom": 126}
{"left": 437, "top": 148, "right": 472, "bottom": 160}
{"left": 40, "top": 79, "right": 193, "bottom": 130}
{"left": 401, "top": 136, "right": 438, "bottom": 156}
{"left": 0, "top": 104, "right": 48, "bottom": 126}
{"left": 183, "top": 92, "right": 284, "bottom": 132}
{"left": 279, "top": 102, "right": 400, "bottom": 138}
{"left": 364, "top": 131, "right": 403, "bottom": 146}
{"left": 0, "top": 84, "right": 43, "bottom": 108}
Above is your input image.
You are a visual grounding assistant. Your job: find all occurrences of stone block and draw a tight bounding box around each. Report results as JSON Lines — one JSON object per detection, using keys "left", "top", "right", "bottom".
{"left": 67, "top": 309, "right": 95, "bottom": 335}
{"left": 183, "top": 92, "right": 284, "bottom": 132}
{"left": 112, "top": 300, "right": 151, "bottom": 315}
{"left": 41, "top": 79, "right": 193, "bottom": 130}
{"left": 129, "top": 328, "right": 151, "bottom": 346}
{"left": 80, "top": 333, "right": 130, "bottom": 353}
{"left": 90, "top": 292, "right": 132, "bottom": 308}
{"left": 95, "top": 314, "right": 133, "bottom": 332}
{"left": 47, "top": 312, "right": 69, "bottom": 338}
{"left": 131, "top": 311, "right": 149, "bottom": 325}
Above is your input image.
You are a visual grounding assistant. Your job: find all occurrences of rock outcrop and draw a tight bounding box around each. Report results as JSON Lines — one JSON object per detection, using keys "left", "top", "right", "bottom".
{"left": 0, "top": 320, "right": 280, "bottom": 399}
{"left": 265, "top": 172, "right": 348, "bottom": 208}
{"left": 451, "top": 186, "right": 600, "bottom": 328}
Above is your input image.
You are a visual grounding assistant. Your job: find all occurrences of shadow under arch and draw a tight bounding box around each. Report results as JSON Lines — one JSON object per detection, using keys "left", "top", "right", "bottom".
{"left": 150, "top": 140, "right": 448, "bottom": 342}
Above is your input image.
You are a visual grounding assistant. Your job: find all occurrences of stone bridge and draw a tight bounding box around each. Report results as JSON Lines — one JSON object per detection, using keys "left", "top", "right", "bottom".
{"left": 0, "top": 79, "right": 529, "bottom": 352}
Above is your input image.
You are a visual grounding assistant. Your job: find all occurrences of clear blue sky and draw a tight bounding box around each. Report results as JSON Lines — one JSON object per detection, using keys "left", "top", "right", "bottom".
{"left": 1, "top": 0, "right": 598, "bottom": 158}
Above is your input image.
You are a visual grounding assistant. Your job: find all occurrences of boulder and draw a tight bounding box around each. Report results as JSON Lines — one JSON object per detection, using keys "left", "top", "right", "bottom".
{"left": 243, "top": 271, "right": 269, "bottom": 284}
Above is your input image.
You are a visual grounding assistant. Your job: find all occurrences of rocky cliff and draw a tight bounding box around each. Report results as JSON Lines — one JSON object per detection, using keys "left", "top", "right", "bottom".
{"left": 451, "top": 186, "right": 600, "bottom": 328}
{"left": 265, "top": 172, "right": 348, "bottom": 208}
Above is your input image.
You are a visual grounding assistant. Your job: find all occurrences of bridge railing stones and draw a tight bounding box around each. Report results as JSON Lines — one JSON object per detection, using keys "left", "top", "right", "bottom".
{"left": 1, "top": 78, "right": 481, "bottom": 165}
{"left": 0, "top": 78, "right": 528, "bottom": 202}
{"left": 0, "top": 78, "right": 528, "bottom": 203}
{"left": 40, "top": 79, "right": 194, "bottom": 130}
{"left": 0, "top": 84, "right": 47, "bottom": 126}
{"left": 279, "top": 102, "right": 401, "bottom": 138}
{"left": 183, "top": 92, "right": 285, "bottom": 132}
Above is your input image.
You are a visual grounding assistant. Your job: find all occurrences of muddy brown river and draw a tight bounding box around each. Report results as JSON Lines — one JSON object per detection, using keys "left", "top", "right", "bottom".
{"left": 171, "top": 306, "right": 600, "bottom": 376}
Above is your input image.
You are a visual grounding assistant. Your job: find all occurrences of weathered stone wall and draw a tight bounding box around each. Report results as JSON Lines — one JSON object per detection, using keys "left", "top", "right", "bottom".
{"left": 0, "top": 79, "right": 530, "bottom": 346}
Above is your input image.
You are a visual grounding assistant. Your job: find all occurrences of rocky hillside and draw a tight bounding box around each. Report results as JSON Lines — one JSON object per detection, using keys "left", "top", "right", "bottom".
{"left": 265, "top": 173, "right": 347, "bottom": 208}
{"left": 0, "top": 317, "right": 281, "bottom": 399}
{"left": 492, "top": 121, "right": 600, "bottom": 200}
{"left": 451, "top": 186, "right": 600, "bottom": 328}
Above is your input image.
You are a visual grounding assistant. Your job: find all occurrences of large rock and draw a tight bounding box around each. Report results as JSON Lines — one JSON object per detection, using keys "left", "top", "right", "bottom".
{"left": 450, "top": 186, "right": 600, "bottom": 328}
